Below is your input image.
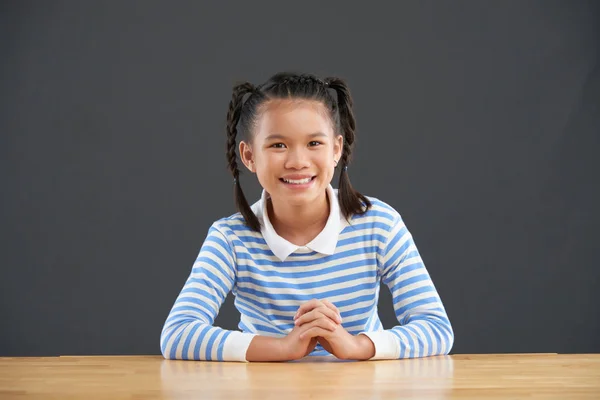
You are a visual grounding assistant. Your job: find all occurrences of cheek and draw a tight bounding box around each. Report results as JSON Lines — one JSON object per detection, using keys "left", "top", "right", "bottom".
{"left": 255, "top": 156, "right": 280, "bottom": 176}
{"left": 318, "top": 154, "right": 334, "bottom": 169}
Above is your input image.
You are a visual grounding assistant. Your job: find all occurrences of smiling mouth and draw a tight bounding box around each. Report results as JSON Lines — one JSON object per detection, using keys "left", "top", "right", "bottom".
{"left": 279, "top": 176, "right": 316, "bottom": 184}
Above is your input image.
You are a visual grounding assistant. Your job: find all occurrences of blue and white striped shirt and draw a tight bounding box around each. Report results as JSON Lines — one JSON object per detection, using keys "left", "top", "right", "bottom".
{"left": 160, "top": 185, "right": 454, "bottom": 361}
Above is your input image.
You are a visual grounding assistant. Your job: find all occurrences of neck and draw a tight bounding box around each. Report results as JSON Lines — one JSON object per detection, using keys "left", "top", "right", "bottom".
{"left": 267, "top": 190, "right": 330, "bottom": 246}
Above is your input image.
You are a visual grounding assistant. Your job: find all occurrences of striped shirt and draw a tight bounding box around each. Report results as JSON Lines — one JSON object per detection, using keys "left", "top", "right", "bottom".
{"left": 160, "top": 185, "right": 454, "bottom": 361}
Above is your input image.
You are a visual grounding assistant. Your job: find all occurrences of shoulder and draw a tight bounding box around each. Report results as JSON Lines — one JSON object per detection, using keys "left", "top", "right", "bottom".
{"left": 356, "top": 195, "right": 402, "bottom": 222}
{"left": 346, "top": 194, "right": 406, "bottom": 233}
{"left": 202, "top": 196, "right": 264, "bottom": 243}
{"left": 210, "top": 211, "right": 254, "bottom": 237}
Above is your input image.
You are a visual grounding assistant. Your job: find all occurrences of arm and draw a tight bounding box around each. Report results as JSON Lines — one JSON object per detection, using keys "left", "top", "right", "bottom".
{"left": 161, "top": 224, "right": 325, "bottom": 362}
{"left": 359, "top": 214, "right": 454, "bottom": 360}
{"left": 160, "top": 224, "right": 261, "bottom": 361}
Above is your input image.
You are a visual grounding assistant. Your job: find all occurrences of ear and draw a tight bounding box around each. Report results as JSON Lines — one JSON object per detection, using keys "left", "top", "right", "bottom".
{"left": 334, "top": 134, "right": 343, "bottom": 164}
{"left": 239, "top": 141, "right": 255, "bottom": 173}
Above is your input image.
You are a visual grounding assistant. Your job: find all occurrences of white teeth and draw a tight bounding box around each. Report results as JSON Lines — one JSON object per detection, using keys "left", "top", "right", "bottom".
{"left": 283, "top": 177, "right": 312, "bottom": 184}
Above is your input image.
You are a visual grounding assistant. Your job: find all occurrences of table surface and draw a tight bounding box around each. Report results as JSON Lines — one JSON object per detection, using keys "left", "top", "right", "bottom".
{"left": 1, "top": 354, "right": 599, "bottom": 399}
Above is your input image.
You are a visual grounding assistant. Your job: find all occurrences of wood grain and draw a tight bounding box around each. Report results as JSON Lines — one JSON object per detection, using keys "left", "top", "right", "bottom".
{"left": 1, "top": 354, "right": 599, "bottom": 399}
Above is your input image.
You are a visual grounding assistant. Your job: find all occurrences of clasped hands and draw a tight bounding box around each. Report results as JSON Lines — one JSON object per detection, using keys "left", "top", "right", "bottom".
{"left": 282, "top": 298, "right": 375, "bottom": 361}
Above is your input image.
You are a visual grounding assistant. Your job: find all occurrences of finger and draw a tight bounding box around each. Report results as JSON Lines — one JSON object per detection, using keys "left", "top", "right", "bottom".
{"left": 295, "top": 306, "right": 342, "bottom": 326}
{"left": 299, "top": 326, "right": 333, "bottom": 340}
{"left": 320, "top": 299, "right": 342, "bottom": 321}
{"left": 295, "top": 299, "right": 342, "bottom": 322}
{"left": 298, "top": 318, "right": 337, "bottom": 338}
{"left": 294, "top": 298, "right": 324, "bottom": 320}
{"left": 295, "top": 308, "right": 326, "bottom": 326}
{"left": 314, "top": 302, "right": 342, "bottom": 324}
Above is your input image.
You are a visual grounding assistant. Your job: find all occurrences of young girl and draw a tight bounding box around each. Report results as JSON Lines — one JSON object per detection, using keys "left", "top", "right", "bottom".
{"left": 160, "top": 72, "right": 454, "bottom": 362}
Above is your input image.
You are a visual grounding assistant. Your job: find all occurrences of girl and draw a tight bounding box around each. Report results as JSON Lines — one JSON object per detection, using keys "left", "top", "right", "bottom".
{"left": 160, "top": 72, "right": 454, "bottom": 362}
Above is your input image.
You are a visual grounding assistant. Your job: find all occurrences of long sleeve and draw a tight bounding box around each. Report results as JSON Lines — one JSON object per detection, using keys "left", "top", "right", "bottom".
{"left": 360, "top": 214, "right": 454, "bottom": 360}
{"left": 160, "top": 224, "right": 257, "bottom": 361}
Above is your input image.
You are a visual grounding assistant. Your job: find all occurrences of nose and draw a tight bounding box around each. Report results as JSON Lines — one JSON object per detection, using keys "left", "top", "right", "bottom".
{"left": 284, "top": 147, "right": 311, "bottom": 170}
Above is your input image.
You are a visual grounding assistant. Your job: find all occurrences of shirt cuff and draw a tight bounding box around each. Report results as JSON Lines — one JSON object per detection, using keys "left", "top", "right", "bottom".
{"left": 359, "top": 331, "right": 401, "bottom": 360}
{"left": 223, "top": 331, "right": 258, "bottom": 362}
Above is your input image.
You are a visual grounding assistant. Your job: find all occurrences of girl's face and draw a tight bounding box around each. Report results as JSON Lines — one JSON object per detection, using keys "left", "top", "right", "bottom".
{"left": 240, "top": 99, "right": 343, "bottom": 207}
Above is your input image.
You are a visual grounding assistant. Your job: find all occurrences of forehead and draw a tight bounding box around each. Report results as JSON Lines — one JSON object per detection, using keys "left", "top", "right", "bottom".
{"left": 255, "top": 99, "right": 333, "bottom": 139}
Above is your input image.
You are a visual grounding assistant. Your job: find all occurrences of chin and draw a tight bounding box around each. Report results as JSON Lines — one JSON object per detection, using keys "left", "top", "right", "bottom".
{"left": 281, "top": 184, "right": 324, "bottom": 202}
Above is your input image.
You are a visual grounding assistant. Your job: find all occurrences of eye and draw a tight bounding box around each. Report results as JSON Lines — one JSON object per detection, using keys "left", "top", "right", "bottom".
{"left": 270, "top": 143, "right": 286, "bottom": 148}
{"left": 308, "top": 141, "right": 323, "bottom": 147}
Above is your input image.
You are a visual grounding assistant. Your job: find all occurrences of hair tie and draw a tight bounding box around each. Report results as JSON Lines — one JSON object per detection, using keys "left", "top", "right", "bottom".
{"left": 343, "top": 166, "right": 348, "bottom": 171}
{"left": 233, "top": 178, "right": 237, "bottom": 184}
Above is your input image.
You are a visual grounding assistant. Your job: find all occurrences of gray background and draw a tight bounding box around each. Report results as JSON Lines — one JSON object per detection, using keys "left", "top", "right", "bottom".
{"left": 1, "top": 1, "right": 599, "bottom": 357}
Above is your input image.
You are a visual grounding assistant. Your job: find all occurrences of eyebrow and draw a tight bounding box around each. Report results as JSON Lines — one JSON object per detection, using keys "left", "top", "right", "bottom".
{"left": 264, "top": 132, "right": 328, "bottom": 141}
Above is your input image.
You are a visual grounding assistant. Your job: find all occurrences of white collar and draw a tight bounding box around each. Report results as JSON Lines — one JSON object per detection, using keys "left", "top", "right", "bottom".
{"left": 250, "top": 184, "right": 347, "bottom": 261}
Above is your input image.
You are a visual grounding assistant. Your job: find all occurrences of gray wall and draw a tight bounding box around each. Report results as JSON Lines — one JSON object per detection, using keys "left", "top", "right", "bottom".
{"left": 1, "top": 0, "right": 599, "bottom": 356}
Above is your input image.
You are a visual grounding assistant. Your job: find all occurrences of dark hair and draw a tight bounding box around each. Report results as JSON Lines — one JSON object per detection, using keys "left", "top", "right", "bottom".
{"left": 226, "top": 72, "right": 371, "bottom": 232}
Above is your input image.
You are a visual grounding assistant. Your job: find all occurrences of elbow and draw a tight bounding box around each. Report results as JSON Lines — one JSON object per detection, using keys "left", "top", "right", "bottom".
{"left": 160, "top": 326, "right": 181, "bottom": 360}
{"left": 442, "top": 320, "right": 455, "bottom": 355}
{"left": 160, "top": 344, "right": 172, "bottom": 360}
{"left": 160, "top": 332, "right": 172, "bottom": 360}
{"left": 429, "top": 316, "right": 454, "bottom": 356}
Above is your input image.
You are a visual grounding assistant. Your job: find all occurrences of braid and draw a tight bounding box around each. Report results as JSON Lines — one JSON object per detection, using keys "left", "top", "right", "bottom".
{"left": 324, "top": 77, "right": 371, "bottom": 218}
{"left": 226, "top": 82, "right": 253, "bottom": 179}
{"left": 225, "top": 82, "right": 261, "bottom": 231}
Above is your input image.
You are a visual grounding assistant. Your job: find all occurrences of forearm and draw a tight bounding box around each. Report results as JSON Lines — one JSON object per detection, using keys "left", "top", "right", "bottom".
{"left": 399, "top": 314, "right": 454, "bottom": 357}
{"left": 161, "top": 319, "right": 224, "bottom": 360}
{"left": 161, "top": 317, "right": 257, "bottom": 362}
{"left": 361, "top": 314, "right": 454, "bottom": 360}
{"left": 245, "top": 335, "right": 288, "bottom": 362}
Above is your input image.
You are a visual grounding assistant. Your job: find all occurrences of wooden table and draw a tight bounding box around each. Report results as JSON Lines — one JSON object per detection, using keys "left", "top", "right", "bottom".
{"left": 1, "top": 354, "right": 599, "bottom": 399}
